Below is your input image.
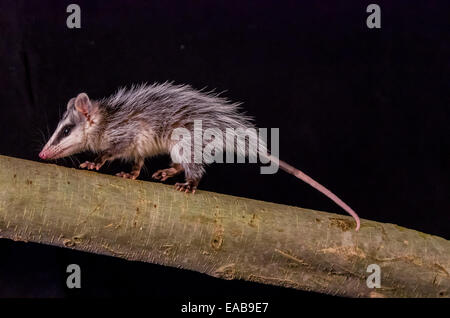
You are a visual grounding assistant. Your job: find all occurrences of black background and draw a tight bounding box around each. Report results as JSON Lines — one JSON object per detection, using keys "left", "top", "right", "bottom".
{"left": 0, "top": 0, "right": 449, "bottom": 300}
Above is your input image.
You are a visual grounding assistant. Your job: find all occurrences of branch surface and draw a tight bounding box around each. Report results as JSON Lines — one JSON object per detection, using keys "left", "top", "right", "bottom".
{"left": 0, "top": 155, "right": 449, "bottom": 297}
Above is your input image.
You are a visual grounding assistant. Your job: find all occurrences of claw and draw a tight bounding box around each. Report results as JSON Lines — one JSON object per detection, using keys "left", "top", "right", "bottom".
{"left": 152, "top": 167, "right": 182, "bottom": 181}
{"left": 80, "top": 160, "right": 104, "bottom": 171}
{"left": 80, "top": 161, "right": 96, "bottom": 170}
{"left": 174, "top": 181, "right": 197, "bottom": 193}
{"left": 116, "top": 171, "right": 138, "bottom": 179}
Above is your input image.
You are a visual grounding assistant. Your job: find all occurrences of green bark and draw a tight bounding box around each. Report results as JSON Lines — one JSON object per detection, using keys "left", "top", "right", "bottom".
{"left": 0, "top": 155, "right": 448, "bottom": 297}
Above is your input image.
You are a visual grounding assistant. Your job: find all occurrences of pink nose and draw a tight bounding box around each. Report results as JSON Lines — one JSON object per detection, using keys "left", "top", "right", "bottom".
{"left": 39, "top": 151, "right": 47, "bottom": 159}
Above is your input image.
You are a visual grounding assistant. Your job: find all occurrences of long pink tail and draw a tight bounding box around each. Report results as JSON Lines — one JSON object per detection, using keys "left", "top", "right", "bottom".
{"left": 269, "top": 155, "right": 360, "bottom": 231}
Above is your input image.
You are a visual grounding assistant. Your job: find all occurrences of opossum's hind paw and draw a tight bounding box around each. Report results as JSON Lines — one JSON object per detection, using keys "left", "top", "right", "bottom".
{"left": 152, "top": 168, "right": 179, "bottom": 181}
{"left": 80, "top": 161, "right": 102, "bottom": 170}
{"left": 175, "top": 181, "right": 198, "bottom": 194}
{"left": 116, "top": 171, "right": 139, "bottom": 180}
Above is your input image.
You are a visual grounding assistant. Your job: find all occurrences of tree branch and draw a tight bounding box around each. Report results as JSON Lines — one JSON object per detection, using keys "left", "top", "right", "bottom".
{"left": 0, "top": 155, "right": 448, "bottom": 297}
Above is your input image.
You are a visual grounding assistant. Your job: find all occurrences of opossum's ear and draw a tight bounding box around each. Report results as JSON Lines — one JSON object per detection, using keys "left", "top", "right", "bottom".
{"left": 67, "top": 97, "right": 76, "bottom": 109}
{"left": 74, "top": 93, "right": 92, "bottom": 118}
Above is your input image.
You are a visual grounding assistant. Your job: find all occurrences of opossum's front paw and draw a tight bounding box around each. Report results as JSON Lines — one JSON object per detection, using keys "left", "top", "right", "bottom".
{"left": 80, "top": 161, "right": 103, "bottom": 170}
{"left": 152, "top": 168, "right": 179, "bottom": 181}
{"left": 116, "top": 171, "right": 139, "bottom": 180}
{"left": 175, "top": 181, "right": 198, "bottom": 194}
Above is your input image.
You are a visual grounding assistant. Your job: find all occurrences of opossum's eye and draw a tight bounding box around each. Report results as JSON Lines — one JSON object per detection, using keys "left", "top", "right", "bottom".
{"left": 62, "top": 125, "right": 74, "bottom": 137}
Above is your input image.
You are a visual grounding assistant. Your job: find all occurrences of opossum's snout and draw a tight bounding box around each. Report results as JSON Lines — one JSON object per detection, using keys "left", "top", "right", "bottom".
{"left": 38, "top": 149, "right": 50, "bottom": 160}
{"left": 39, "top": 143, "right": 71, "bottom": 160}
{"left": 38, "top": 147, "right": 65, "bottom": 160}
{"left": 39, "top": 147, "right": 70, "bottom": 160}
{"left": 38, "top": 149, "right": 58, "bottom": 160}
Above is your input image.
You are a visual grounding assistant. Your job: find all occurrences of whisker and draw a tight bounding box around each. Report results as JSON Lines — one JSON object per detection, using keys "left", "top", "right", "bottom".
{"left": 72, "top": 156, "right": 81, "bottom": 166}
{"left": 68, "top": 155, "right": 79, "bottom": 167}
{"left": 46, "top": 124, "right": 51, "bottom": 140}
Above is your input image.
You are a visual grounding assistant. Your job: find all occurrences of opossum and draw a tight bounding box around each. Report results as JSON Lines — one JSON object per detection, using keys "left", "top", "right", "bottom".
{"left": 39, "top": 82, "right": 361, "bottom": 231}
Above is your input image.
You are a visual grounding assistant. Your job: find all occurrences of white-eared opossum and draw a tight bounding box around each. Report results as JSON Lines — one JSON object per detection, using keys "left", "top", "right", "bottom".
{"left": 39, "top": 82, "right": 360, "bottom": 230}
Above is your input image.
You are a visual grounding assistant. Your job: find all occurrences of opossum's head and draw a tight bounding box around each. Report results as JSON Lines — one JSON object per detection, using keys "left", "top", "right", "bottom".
{"left": 39, "top": 93, "right": 97, "bottom": 160}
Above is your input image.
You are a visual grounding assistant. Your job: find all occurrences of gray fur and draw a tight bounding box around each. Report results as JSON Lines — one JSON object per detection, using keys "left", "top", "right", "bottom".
{"left": 45, "top": 82, "right": 266, "bottom": 185}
